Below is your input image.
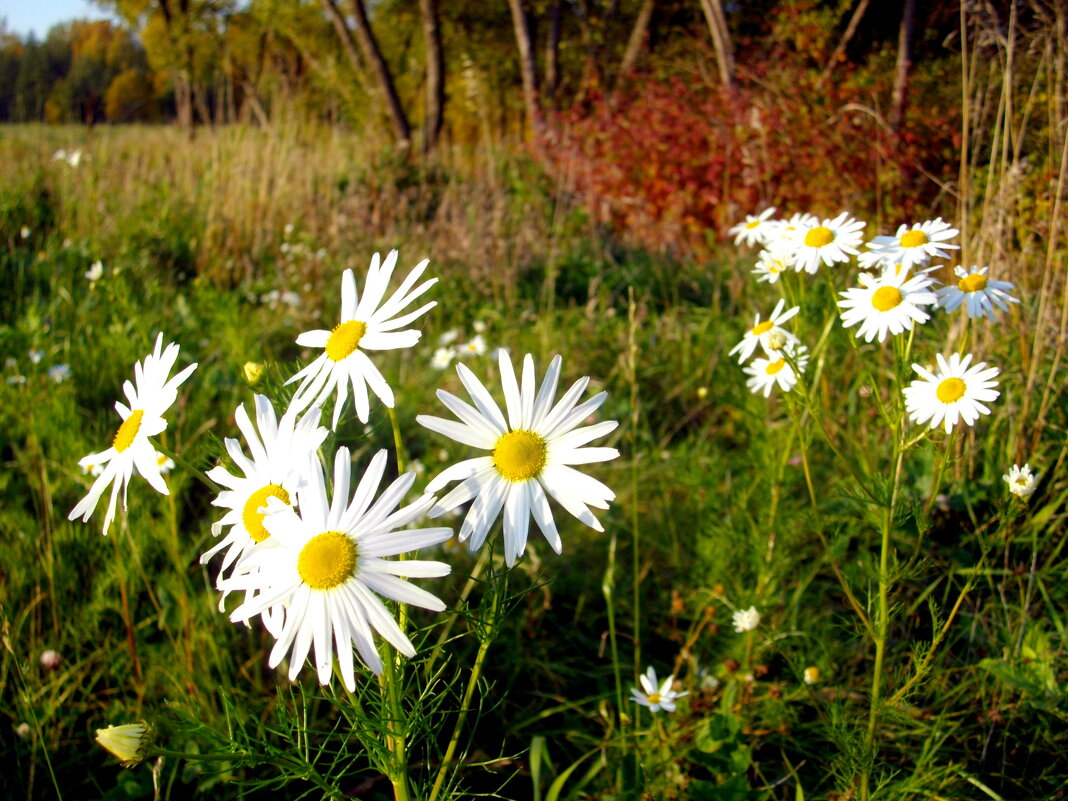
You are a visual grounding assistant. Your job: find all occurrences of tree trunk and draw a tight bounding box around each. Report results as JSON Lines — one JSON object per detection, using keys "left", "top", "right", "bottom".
{"left": 507, "top": 0, "right": 541, "bottom": 132}
{"left": 173, "top": 71, "right": 194, "bottom": 136}
{"left": 618, "top": 0, "right": 656, "bottom": 83}
{"left": 347, "top": 0, "right": 412, "bottom": 147}
{"left": 889, "top": 0, "right": 916, "bottom": 130}
{"left": 544, "top": 0, "right": 562, "bottom": 100}
{"left": 157, "top": 0, "right": 195, "bottom": 138}
{"left": 193, "top": 80, "right": 213, "bottom": 128}
{"left": 818, "top": 0, "right": 871, "bottom": 85}
{"left": 321, "top": 0, "right": 367, "bottom": 75}
{"left": 419, "top": 0, "right": 445, "bottom": 155}
{"left": 696, "top": 0, "right": 734, "bottom": 90}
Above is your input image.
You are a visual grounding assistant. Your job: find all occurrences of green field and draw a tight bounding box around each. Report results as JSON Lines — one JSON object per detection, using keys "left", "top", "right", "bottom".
{"left": 1, "top": 72, "right": 1066, "bottom": 801}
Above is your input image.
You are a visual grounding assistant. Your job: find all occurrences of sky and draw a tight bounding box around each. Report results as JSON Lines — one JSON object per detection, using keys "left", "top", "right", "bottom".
{"left": 1, "top": 0, "right": 116, "bottom": 40}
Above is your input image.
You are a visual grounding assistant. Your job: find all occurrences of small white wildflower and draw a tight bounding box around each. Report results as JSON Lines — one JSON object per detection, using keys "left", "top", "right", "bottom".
{"left": 431, "top": 347, "right": 455, "bottom": 370}
{"left": 732, "top": 606, "right": 760, "bottom": 632}
{"left": 630, "top": 666, "right": 688, "bottom": 713}
{"left": 1003, "top": 463, "right": 1038, "bottom": 500}
{"left": 457, "top": 334, "right": 487, "bottom": 357}
{"left": 155, "top": 452, "right": 175, "bottom": 474}
{"left": 729, "top": 206, "right": 778, "bottom": 247}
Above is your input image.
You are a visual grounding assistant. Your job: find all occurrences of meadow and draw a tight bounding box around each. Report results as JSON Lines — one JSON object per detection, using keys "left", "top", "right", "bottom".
{"left": 0, "top": 86, "right": 1065, "bottom": 801}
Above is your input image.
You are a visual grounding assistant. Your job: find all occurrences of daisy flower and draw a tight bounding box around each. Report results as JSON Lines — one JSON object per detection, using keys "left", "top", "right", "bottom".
{"left": 729, "top": 206, "right": 777, "bottom": 247}
{"left": 752, "top": 246, "right": 792, "bottom": 284}
{"left": 287, "top": 251, "right": 437, "bottom": 428}
{"left": 48, "top": 364, "right": 71, "bottom": 383}
{"left": 431, "top": 346, "right": 455, "bottom": 369}
{"left": 155, "top": 452, "right": 175, "bottom": 474}
{"left": 935, "top": 266, "right": 1019, "bottom": 320}
{"left": 630, "top": 666, "right": 688, "bottom": 713}
{"left": 732, "top": 606, "right": 760, "bottom": 632}
{"left": 201, "top": 395, "right": 329, "bottom": 631}
{"left": 729, "top": 299, "right": 801, "bottom": 364}
{"left": 744, "top": 343, "right": 809, "bottom": 398}
{"left": 457, "top": 334, "right": 487, "bottom": 357}
{"left": 95, "top": 722, "right": 151, "bottom": 767}
{"left": 68, "top": 334, "right": 197, "bottom": 535}
{"left": 837, "top": 265, "right": 938, "bottom": 343}
{"left": 221, "top": 448, "right": 452, "bottom": 690}
{"left": 792, "top": 213, "right": 866, "bottom": 274}
{"left": 903, "top": 352, "right": 1000, "bottom": 434}
{"left": 1003, "top": 463, "right": 1038, "bottom": 499}
{"left": 863, "top": 218, "right": 959, "bottom": 270}
{"left": 764, "top": 211, "right": 817, "bottom": 251}
{"left": 417, "top": 351, "right": 620, "bottom": 566}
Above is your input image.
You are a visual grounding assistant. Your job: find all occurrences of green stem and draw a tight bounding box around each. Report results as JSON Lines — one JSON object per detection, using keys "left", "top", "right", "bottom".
{"left": 379, "top": 647, "right": 411, "bottom": 801}
{"left": 602, "top": 525, "right": 627, "bottom": 754}
{"left": 388, "top": 407, "right": 407, "bottom": 474}
{"left": 861, "top": 425, "right": 906, "bottom": 801}
{"left": 428, "top": 621, "right": 496, "bottom": 801}
{"left": 153, "top": 442, "right": 218, "bottom": 491}
{"left": 426, "top": 547, "right": 491, "bottom": 677}
{"left": 627, "top": 287, "right": 641, "bottom": 677}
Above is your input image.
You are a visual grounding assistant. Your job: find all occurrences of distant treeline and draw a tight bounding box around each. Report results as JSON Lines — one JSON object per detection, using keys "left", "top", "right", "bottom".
{"left": 0, "top": 21, "right": 161, "bottom": 123}
{"left": 0, "top": 1, "right": 968, "bottom": 145}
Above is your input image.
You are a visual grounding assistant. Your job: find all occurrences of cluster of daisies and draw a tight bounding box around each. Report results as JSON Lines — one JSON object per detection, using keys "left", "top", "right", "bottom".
{"left": 730, "top": 210, "right": 1017, "bottom": 429}
{"left": 430, "top": 322, "right": 497, "bottom": 370}
{"left": 67, "top": 250, "right": 620, "bottom": 692}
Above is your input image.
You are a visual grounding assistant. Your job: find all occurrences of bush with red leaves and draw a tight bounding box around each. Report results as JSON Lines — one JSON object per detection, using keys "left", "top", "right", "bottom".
{"left": 536, "top": 67, "right": 958, "bottom": 257}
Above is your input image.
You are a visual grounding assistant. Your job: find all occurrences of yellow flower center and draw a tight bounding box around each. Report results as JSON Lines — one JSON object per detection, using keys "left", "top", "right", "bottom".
{"left": 900, "top": 229, "right": 928, "bottom": 248}
{"left": 936, "top": 377, "right": 966, "bottom": 404}
{"left": 1015, "top": 477, "right": 1028, "bottom": 486}
{"left": 297, "top": 531, "right": 358, "bottom": 590}
{"left": 765, "top": 359, "right": 786, "bottom": 375}
{"left": 871, "top": 286, "right": 903, "bottom": 311}
{"left": 113, "top": 410, "right": 144, "bottom": 453}
{"left": 325, "top": 320, "right": 367, "bottom": 362}
{"left": 493, "top": 430, "right": 548, "bottom": 482}
{"left": 241, "top": 484, "right": 291, "bottom": 543}
{"left": 750, "top": 320, "right": 775, "bottom": 336}
{"left": 745, "top": 220, "right": 760, "bottom": 229}
{"left": 957, "top": 273, "right": 988, "bottom": 293}
{"left": 803, "top": 226, "right": 834, "bottom": 248}
{"left": 647, "top": 692, "right": 662, "bottom": 704}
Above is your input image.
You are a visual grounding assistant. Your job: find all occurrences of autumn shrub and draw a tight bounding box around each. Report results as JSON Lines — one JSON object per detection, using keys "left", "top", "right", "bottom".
{"left": 538, "top": 61, "right": 959, "bottom": 257}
